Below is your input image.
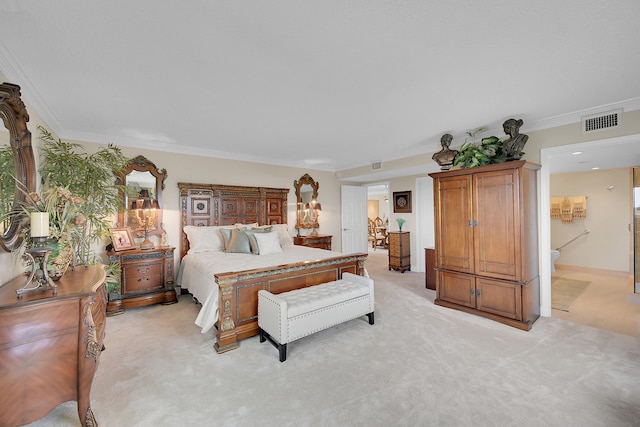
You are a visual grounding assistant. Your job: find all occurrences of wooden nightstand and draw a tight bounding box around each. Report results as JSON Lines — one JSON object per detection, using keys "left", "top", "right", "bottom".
{"left": 293, "top": 234, "right": 332, "bottom": 250}
{"left": 107, "top": 246, "right": 177, "bottom": 315}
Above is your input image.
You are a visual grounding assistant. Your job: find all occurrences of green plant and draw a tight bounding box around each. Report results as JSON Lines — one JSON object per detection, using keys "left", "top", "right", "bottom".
{"left": 465, "top": 127, "right": 486, "bottom": 144}
{"left": 37, "top": 126, "right": 128, "bottom": 265}
{"left": 453, "top": 136, "right": 506, "bottom": 169}
{"left": 104, "top": 262, "right": 121, "bottom": 295}
{"left": 0, "top": 144, "right": 13, "bottom": 231}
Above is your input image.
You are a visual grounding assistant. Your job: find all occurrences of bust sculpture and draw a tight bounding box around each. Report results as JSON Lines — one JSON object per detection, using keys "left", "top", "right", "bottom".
{"left": 502, "top": 118, "right": 529, "bottom": 160}
{"left": 432, "top": 133, "right": 458, "bottom": 170}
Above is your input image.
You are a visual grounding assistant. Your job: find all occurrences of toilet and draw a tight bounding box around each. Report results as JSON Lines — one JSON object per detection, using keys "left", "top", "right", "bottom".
{"left": 550, "top": 249, "right": 561, "bottom": 273}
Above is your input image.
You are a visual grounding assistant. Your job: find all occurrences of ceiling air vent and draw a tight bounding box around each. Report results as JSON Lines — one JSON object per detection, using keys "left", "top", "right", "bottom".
{"left": 371, "top": 161, "right": 382, "bottom": 171}
{"left": 582, "top": 109, "right": 622, "bottom": 134}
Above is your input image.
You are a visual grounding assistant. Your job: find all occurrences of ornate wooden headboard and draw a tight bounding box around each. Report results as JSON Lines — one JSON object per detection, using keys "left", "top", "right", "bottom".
{"left": 178, "top": 182, "right": 289, "bottom": 259}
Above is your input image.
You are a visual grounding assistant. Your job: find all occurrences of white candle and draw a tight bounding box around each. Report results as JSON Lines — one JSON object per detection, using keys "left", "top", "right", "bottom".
{"left": 30, "top": 212, "right": 49, "bottom": 237}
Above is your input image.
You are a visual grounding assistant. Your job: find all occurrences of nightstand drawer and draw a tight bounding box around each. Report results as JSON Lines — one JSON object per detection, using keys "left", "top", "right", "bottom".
{"left": 123, "top": 263, "right": 162, "bottom": 279}
{"left": 123, "top": 273, "right": 163, "bottom": 294}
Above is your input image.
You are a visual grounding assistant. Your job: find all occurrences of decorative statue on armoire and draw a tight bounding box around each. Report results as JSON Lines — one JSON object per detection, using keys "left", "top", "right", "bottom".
{"left": 432, "top": 133, "right": 458, "bottom": 170}
{"left": 501, "top": 118, "right": 529, "bottom": 160}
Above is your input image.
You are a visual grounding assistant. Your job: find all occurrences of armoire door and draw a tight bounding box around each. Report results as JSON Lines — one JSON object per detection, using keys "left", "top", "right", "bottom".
{"left": 473, "top": 168, "right": 520, "bottom": 281}
{"left": 435, "top": 175, "right": 474, "bottom": 274}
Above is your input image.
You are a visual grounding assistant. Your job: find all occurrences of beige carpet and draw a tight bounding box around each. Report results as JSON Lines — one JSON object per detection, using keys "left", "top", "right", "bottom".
{"left": 27, "top": 251, "right": 640, "bottom": 426}
{"left": 552, "top": 276, "right": 591, "bottom": 312}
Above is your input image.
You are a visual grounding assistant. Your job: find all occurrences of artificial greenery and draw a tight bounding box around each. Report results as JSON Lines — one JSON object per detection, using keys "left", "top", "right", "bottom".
{"left": 0, "top": 144, "right": 13, "bottom": 231}
{"left": 453, "top": 135, "right": 506, "bottom": 169}
{"left": 37, "top": 126, "right": 128, "bottom": 265}
{"left": 104, "top": 261, "right": 121, "bottom": 294}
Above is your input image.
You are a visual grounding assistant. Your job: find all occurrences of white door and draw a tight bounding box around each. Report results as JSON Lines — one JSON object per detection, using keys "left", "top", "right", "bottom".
{"left": 341, "top": 185, "right": 368, "bottom": 254}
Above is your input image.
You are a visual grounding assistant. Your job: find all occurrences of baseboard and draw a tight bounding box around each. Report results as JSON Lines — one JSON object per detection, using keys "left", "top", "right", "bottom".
{"left": 554, "top": 263, "right": 629, "bottom": 277}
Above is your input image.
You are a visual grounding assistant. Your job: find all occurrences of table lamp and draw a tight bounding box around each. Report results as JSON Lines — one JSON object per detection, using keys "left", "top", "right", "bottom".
{"left": 131, "top": 190, "right": 159, "bottom": 250}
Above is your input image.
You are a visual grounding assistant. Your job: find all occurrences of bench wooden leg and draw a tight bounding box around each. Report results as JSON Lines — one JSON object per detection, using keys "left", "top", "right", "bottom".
{"left": 367, "top": 312, "right": 374, "bottom": 325}
{"left": 278, "top": 344, "right": 287, "bottom": 363}
{"left": 259, "top": 328, "right": 288, "bottom": 362}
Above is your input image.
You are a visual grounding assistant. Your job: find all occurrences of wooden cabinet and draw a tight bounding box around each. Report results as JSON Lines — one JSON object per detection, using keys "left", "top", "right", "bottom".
{"left": 0, "top": 265, "right": 106, "bottom": 427}
{"left": 293, "top": 234, "right": 332, "bottom": 250}
{"left": 429, "top": 160, "right": 540, "bottom": 330}
{"left": 425, "top": 247, "right": 436, "bottom": 290}
{"left": 388, "top": 231, "right": 410, "bottom": 273}
{"left": 107, "top": 246, "right": 177, "bottom": 315}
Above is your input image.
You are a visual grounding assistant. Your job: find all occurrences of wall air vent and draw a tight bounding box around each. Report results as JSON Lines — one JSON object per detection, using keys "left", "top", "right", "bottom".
{"left": 582, "top": 109, "right": 622, "bottom": 134}
{"left": 371, "top": 161, "right": 382, "bottom": 171}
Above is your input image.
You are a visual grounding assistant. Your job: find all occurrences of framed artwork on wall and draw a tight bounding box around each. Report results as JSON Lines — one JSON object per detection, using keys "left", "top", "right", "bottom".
{"left": 393, "top": 191, "right": 412, "bottom": 213}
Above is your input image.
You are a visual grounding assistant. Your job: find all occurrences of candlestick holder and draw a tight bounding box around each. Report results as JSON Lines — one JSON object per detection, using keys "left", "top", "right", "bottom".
{"left": 16, "top": 237, "right": 57, "bottom": 297}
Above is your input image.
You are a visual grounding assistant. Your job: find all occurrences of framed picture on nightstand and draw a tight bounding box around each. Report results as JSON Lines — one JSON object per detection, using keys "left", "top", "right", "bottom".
{"left": 109, "top": 227, "right": 136, "bottom": 251}
{"left": 393, "top": 191, "right": 412, "bottom": 213}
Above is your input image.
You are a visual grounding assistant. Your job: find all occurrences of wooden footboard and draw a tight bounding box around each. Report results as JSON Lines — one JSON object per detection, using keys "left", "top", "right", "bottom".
{"left": 213, "top": 253, "right": 368, "bottom": 353}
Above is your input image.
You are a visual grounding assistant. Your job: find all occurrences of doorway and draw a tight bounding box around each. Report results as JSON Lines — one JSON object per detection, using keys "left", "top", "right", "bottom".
{"left": 367, "top": 184, "right": 390, "bottom": 254}
{"left": 541, "top": 134, "right": 640, "bottom": 337}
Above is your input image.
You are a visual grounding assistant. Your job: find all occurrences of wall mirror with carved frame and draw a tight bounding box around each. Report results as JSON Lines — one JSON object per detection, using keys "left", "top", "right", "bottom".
{"left": 0, "top": 83, "right": 36, "bottom": 252}
{"left": 116, "top": 155, "right": 167, "bottom": 239}
{"left": 294, "top": 173, "right": 319, "bottom": 232}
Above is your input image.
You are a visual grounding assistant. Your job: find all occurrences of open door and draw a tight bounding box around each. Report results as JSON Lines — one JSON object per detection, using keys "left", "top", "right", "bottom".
{"left": 341, "top": 185, "right": 368, "bottom": 254}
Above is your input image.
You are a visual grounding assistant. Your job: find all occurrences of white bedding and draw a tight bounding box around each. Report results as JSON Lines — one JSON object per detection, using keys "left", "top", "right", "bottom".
{"left": 176, "top": 244, "right": 347, "bottom": 333}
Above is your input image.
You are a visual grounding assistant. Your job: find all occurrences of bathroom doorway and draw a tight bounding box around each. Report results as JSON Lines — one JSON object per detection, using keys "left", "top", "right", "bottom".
{"left": 542, "top": 134, "right": 640, "bottom": 337}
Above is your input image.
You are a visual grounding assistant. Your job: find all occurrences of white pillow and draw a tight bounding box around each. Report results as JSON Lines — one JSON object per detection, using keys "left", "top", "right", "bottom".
{"left": 271, "top": 223, "right": 293, "bottom": 246}
{"left": 254, "top": 231, "right": 283, "bottom": 255}
{"left": 184, "top": 225, "right": 234, "bottom": 254}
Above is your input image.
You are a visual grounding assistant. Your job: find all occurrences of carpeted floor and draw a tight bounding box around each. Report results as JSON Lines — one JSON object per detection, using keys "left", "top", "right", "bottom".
{"left": 551, "top": 276, "right": 591, "bottom": 311}
{"left": 27, "top": 251, "right": 640, "bottom": 426}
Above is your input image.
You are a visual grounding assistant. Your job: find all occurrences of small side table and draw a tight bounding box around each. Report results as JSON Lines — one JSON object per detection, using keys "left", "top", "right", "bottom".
{"left": 293, "top": 234, "right": 332, "bottom": 250}
{"left": 425, "top": 247, "right": 436, "bottom": 290}
{"left": 388, "top": 231, "right": 411, "bottom": 273}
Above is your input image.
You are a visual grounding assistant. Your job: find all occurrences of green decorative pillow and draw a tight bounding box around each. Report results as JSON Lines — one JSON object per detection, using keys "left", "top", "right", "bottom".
{"left": 221, "top": 228, "right": 252, "bottom": 254}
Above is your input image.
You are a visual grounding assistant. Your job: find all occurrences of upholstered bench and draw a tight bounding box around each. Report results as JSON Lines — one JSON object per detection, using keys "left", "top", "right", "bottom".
{"left": 258, "top": 272, "right": 375, "bottom": 362}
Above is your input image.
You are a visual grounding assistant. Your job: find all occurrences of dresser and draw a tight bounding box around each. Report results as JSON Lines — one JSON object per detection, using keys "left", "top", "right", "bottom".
{"left": 0, "top": 265, "right": 106, "bottom": 427}
{"left": 107, "top": 246, "right": 177, "bottom": 315}
{"left": 429, "top": 160, "right": 540, "bottom": 330}
{"left": 388, "top": 231, "right": 410, "bottom": 273}
{"left": 293, "top": 234, "right": 332, "bottom": 250}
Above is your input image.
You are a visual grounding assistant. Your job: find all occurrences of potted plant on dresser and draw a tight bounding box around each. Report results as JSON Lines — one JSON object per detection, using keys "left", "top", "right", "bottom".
{"left": 18, "top": 126, "right": 128, "bottom": 281}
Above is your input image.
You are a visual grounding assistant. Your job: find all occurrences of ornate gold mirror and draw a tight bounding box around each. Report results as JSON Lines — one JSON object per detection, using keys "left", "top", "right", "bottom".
{"left": 116, "top": 155, "right": 167, "bottom": 239}
{"left": 294, "top": 173, "right": 319, "bottom": 233}
{"left": 0, "top": 83, "right": 36, "bottom": 252}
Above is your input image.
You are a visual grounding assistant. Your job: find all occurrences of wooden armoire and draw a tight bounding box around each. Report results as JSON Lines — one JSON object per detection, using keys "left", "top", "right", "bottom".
{"left": 429, "top": 160, "right": 540, "bottom": 330}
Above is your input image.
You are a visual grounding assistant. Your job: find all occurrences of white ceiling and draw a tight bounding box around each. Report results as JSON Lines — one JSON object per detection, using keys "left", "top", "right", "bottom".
{"left": 1, "top": 1, "right": 640, "bottom": 178}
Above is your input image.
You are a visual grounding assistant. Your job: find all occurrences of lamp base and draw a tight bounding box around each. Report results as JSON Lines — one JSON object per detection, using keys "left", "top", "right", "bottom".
{"left": 139, "top": 239, "right": 155, "bottom": 250}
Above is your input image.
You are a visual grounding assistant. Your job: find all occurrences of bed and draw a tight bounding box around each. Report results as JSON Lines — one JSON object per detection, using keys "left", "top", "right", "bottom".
{"left": 177, "top": 182, "right": 368, "bottom": 353}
